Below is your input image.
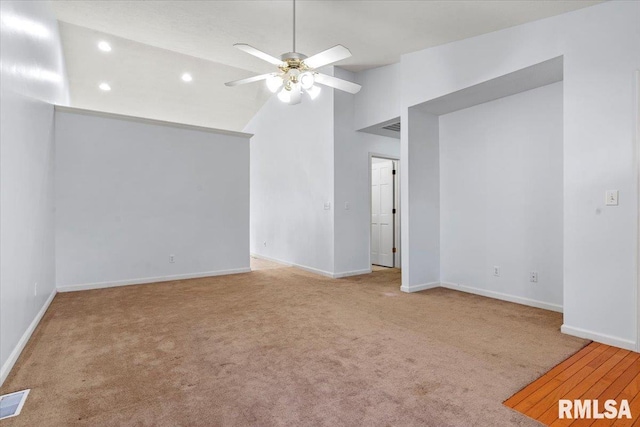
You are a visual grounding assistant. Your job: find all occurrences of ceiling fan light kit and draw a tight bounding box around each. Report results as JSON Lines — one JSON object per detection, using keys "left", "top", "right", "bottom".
{"left": 225, "top": 0, "right": 361, "bottom": 105}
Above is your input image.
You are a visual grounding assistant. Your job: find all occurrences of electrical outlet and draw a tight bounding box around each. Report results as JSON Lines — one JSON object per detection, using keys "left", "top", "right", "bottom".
{"left": 606, "top": 190, "right": 619, "bottom": 206}
{"left": 34, "top": 282, "right": 38, "bottom": 296}
{"left": 530, "top": 271, "right": 538, "bottom": 283}
{"left": 263, "top": 241, "right": 267, "bottom": 247}
{"left": 169, "top": 254, "right": 175, "bottom": 263}
{"left": 344, "top": 202, "right": 350, "bottom": 210}
{"left": 493, "top": 266, "right": 500, "bottom": 277}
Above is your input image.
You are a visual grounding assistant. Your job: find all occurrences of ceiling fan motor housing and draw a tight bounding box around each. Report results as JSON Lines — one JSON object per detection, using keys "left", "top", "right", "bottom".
{"left": 280, "top": 52, "right": 308, "bottom": 71}
{"left": 279, "top": 52, "right": 311, "bottom": 89}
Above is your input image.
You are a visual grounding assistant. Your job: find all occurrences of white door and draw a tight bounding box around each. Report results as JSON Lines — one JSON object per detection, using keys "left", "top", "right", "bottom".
{"left": 371, "top": 159, "right": 394, "bottom": 267}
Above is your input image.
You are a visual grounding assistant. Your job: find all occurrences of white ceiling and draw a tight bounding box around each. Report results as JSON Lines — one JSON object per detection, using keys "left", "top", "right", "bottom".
{"left": 58, "top": 22, "right": 270, "bottom": 132}
{"left": 52, "top": 0, "right": 602, "bottom": 131}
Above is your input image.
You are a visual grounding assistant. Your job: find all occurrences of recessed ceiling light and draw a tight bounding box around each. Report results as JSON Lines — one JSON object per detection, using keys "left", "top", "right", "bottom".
{"left": 99, "top": 82, "right": 111, "bottom": 91}
{"left": 98, "top": 41, "right": 111, "bottom": 52}
{"left": 181, "top": 73, "right": 193, "bottom": 82}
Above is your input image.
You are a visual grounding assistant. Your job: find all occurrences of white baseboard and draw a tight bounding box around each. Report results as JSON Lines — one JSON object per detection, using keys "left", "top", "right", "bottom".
{"left": 57, "top": 268, "right": 252, "bottom": 293}
{"left": 400, "top": 282, "right": 440, "bottom": 293}
{"left": 1, "top": 289, "right": 56, "bottom": 386}
{"left": 333, "top": 269, "right": 372, "bottom": 278}
{"left": 440, "top": 282, "right": 563, "bottom": 313}
{"left": 250, "top": 252, "right": 293, "bottom": 267}
{"left": 561, "top": 324, "right": 636, "bottom": 351}
{"left": 251, "top": 252, "right": 339, "bottom": 278}
{"left": 250, "top": 253, "right": 371, "bottom": 279}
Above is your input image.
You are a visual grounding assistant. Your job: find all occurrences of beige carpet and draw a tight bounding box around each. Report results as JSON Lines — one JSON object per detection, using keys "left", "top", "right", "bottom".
{"left": 1, "top": 264, "right": 587, "bottom": 426}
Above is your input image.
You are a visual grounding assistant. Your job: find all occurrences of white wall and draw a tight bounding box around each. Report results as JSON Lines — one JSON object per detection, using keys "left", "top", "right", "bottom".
{"left": 54, "top": 109, "right": 250, "bottom": 290}
{"left": 245, "top": 77, "right": 336, "bottom": 276}
{"left": 354, "top": 63, "right": 401, "bottom": 131}
{"left": 247, "top": 67, "right": 398, "bottom": 277}
{"left": 334, "top": 68, "right": 400, "bottom": 276}
{"left": 397, "top": 1, "right": 640, "bottom": 348}
{"left": 440, "top": 82, "right": 563, "bottom": 310}
{"left": 400, "top": 109, "right": 440, "bottom": 291}
{"left": 0, "top": 0, "right": 68, "bottom": 384}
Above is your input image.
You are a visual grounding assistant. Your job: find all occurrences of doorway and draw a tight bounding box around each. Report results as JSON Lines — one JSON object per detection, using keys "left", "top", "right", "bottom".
{"left": 370, "top": 155, "right": 400, "bottom": 268}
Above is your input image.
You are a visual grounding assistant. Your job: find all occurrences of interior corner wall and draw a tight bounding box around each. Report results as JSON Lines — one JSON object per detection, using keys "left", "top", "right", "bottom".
{"left": 440, "top": 82, "right": 564, "bottom": 311}
{"left": 399, "top": 0, "right": 640, "bottom": 348}
{"left": 333, "top": 68, "right": 400, "bottom": 277}
{"left": 401, "top": 109, "right": 440, "bottom": 291}
{"left": 0, "top": 0, "right": 69, "bottom": 384}
{"left": 354, "top": 63, "right": 401, "bottom": 131}
{"left": 54, "top": 110, "right": 250, "bottom": 290}
{"left": 245, "top": 79, "right": 335, "bottom": 276}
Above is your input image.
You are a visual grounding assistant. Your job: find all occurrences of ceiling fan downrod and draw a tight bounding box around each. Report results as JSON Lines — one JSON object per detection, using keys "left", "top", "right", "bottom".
{"left": 224, "top": 0, "right": 362, "bottom": 103}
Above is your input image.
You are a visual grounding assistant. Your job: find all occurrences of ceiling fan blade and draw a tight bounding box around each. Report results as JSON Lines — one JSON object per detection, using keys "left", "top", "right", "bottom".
{"left": 225, "top": 73, "right": 274, "bottom": 87}
{"left": 290, "top": 86, "right": 302, "bottom": 105}
{"left": 314, "top": 73, "right": 361, "bottom": 94}
{"left": 303, "top": 45, "right": 352, "bottom": 69}
{"left": 234, "top": 43, "right": 284, "bottom": 66}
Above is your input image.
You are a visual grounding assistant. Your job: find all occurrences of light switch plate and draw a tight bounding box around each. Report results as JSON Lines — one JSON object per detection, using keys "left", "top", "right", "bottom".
{"left": 606, "top": 190, "right": 619, "bottom": 206}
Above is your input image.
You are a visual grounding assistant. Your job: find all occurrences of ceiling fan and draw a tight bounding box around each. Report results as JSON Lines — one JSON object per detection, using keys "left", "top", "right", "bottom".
{"left": 225, "top": 0, "right": 361, "bottom": 104}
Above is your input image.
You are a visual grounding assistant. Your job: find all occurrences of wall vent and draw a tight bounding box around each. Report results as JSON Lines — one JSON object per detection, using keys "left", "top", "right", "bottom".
{"left": 0, "top": 389, "right": 30, "bottom": 420}
{"left": 381, "top": 122, "right": 401, "bottom": 132}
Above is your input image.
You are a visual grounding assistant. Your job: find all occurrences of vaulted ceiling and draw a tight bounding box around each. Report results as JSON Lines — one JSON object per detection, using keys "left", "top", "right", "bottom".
{"left": 52, "top": 0, "right": 601, "bottom": 131}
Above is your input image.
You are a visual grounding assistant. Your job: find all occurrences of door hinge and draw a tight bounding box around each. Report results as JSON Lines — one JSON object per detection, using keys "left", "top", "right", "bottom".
{"left": 392, "top": 170, "right": 396, "bottom": 175}
{"left": 392, "top": 208, "right": 396, "bottom": 214}
{"left": 392, "top": 247, "right": 397, "bottom": 253}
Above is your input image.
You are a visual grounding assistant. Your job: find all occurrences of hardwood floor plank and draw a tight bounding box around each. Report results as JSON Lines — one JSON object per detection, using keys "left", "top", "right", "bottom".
{"left": 514, "top": 345, "right": 615, "bottom": 415}
{"left": 526, "top": 346, "right": 620, "bottom": 420}
{"left": 559, "top": 353, "right": 640, "bottom": 427}
{"left": 624, "top": 394, "right": 640, "bottom": 426}
{"left": 536, "top": 348, "right": 630, "bottom": 425}
{"left": 504, "top": 343, "right": 599, "bottom": 408}
{"left": 513, "top": 344, "right": 609, "bottom": 413}
{"left": 616, "top": 373, "right": 640, "bottom": 406}
{"left": 506, "top": 343, "right": 640, "bottom": 427}
{"left": 611, "top": 392, "right": 640, "bottom": 426}
{"left": 631, "top": 395, "right": 640, "bottom": 427}
{"left": 588, "top": 365, "right": 640, "bottom": 427}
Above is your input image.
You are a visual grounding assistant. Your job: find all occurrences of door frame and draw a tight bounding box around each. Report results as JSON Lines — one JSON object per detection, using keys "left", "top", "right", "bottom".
{"left": 369, "top": 152, "right": 401, "bottom": 268}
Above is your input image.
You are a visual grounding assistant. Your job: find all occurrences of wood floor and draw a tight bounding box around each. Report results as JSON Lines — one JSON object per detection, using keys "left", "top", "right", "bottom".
{"left": 504, "top": 342, "right": 640, "bottom": 426}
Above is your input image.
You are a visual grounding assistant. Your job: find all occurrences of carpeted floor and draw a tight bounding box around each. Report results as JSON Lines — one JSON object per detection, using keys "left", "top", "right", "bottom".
{"left": 1, "top": 262, "right": 588, "bottom": 426}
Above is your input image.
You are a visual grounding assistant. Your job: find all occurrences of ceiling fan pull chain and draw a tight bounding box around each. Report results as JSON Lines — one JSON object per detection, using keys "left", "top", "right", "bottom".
{"left": 293, "top": 0, "right": 296, "bottom": 53}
